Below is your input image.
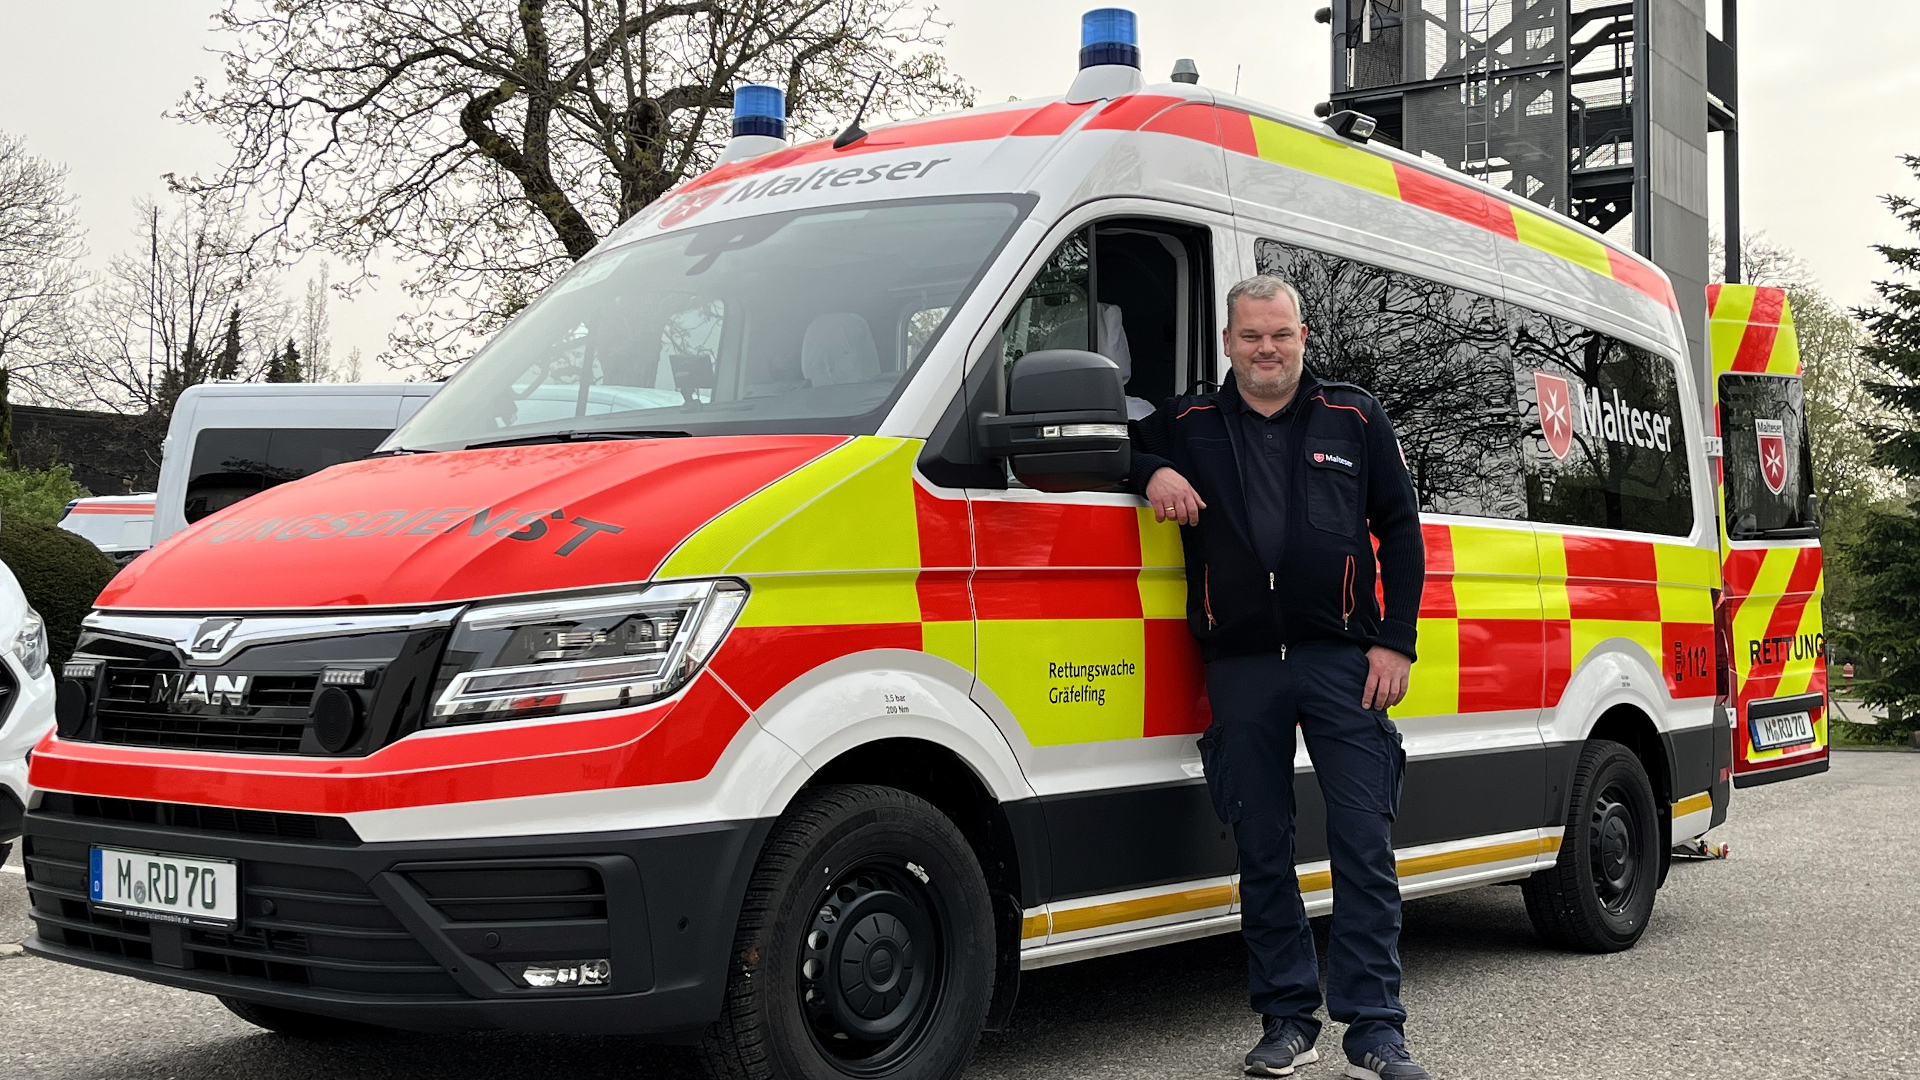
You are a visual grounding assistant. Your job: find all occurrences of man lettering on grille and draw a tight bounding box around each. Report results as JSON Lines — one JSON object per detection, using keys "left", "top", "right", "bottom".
{"left": 1128, "top": 275, "right": 1428, "bottom": 1080}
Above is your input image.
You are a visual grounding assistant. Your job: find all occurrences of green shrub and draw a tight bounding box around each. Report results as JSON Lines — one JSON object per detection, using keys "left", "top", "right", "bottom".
{"left": 0, "top": 464, "right": 88, "bottom": 526}
{"left": 0, "top": 517, "right": 118, "bottom": 666}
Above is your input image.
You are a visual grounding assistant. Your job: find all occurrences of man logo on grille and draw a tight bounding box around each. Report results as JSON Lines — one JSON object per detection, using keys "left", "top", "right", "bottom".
{"left": 1534, "top": 371, "right": 1575, "bottom": 461}
{"left": 190, "top": 618, "right": 242, "bottom": 657}
{"left": 1756, "top": 419, "right": 1789, "bottom": 495}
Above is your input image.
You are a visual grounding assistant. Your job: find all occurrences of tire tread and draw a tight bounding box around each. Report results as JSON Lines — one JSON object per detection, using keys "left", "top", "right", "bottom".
{"left": 698, "top": 784, "right": 989, "bottom": 1080}
{"left": 1522, "top": 739, "right": 1659, "bottom": 953}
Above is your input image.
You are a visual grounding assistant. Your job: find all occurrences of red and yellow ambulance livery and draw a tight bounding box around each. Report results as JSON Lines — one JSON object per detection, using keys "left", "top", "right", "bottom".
{"left": 1710, "top": 284, "right": 1829, "bottom": 786}
{"left": 20, "top": 13, "right": 1820, "bottom": 1080}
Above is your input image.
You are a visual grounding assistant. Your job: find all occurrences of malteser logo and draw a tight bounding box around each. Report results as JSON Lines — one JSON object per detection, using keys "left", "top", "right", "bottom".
{"left": 1534, "top": 371, "right": 1575, "bottom": 460}
{"left": 1756, "top": 419, "right": 1788, "bottom": 494}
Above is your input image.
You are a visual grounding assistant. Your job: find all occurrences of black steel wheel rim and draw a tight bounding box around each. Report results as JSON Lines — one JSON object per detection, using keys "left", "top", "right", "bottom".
{"left": 798, "top": 861, "right": 946, "bottom": 1074}
{"left": 1588, "top": 779, "right": 1643, "bottom": 914}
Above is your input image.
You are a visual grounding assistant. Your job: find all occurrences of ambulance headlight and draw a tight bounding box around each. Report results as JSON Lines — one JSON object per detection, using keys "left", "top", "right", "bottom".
{"left": 429, "top": 580, "right": 747, "bottom": 726}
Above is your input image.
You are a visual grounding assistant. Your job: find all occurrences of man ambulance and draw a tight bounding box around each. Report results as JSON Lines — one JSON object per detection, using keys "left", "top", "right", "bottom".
{"left": 19, "top": 10, "right": 1820, "bottom": 1080}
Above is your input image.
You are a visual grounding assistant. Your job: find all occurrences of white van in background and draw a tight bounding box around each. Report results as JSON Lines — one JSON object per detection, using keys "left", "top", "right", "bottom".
{"left": 151, "top": 383, "right": 442, "bottom": 547}
{"left": 56, "top": 494, "right": 157, "bottom": 565}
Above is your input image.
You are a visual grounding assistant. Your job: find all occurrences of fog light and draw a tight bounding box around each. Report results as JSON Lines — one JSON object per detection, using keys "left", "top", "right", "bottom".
{"left": 500, "top": 959, "right": 612, "bottom": 989}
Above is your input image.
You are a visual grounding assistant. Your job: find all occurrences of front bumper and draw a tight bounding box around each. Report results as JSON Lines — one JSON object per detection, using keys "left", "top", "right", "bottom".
{"left": 21, "top": 797, "right": 769, "bottom": 1037}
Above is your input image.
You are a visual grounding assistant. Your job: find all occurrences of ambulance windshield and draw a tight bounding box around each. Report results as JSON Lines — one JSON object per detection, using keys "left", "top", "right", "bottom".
{"left": 1720, "top": 373, "right": 1820, "bottom": 539}
{"left": 390, "top": 196, "right": 1026, "bottom": 450}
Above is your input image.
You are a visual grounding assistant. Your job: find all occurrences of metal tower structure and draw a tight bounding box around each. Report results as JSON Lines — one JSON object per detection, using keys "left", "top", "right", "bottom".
{"left": 1316, "top": 0, "right": 1742, "bottom": 393}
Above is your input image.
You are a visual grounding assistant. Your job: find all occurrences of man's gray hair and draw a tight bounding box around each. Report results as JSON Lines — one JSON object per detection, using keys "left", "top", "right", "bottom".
{"left": 1225, "top": 275, "right": 1305, "bottom": 325}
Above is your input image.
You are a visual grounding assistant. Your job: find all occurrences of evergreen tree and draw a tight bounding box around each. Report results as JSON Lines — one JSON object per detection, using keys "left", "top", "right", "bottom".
{"left": 267, "top": 338, "right": 302, "bottom": 383}
{"left": 1847, "top": 155, "right": 1920, "bottom": 743}
{"left": 212, "top": 307, "right": 242, "bottom": 380}
{"left": 0, "top": 367, "right": 19, "bottom": 470}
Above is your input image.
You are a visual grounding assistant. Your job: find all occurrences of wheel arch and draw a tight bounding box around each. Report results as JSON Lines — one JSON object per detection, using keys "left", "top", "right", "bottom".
{"left": 799, "top": 736, "right": 1038, "bottom": 1033}
{"left": 1586, "top": 702, "right": 1674, "bottom": 807}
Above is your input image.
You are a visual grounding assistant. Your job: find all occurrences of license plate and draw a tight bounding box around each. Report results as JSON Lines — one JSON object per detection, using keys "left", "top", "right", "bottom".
{"left": 1750, "top": 710, "right": 1816, "bottom": 752}
{"left": 89, "top": 847, "right": 238, "bottom": 928}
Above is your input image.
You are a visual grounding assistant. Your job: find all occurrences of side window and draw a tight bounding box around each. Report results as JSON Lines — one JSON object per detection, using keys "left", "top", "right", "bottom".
{"left": 992, "top": 227, "right": 1092, "bottom": 382}
{"left": 1255, "top": 238, "right": 1525, "bottom": 520}
{"left": 1719, "top": 373, "right": 1819, "bottom": 539}
{"left": 1511, "top": 308, "right": 1694, "bottom": 535}
{"left": 985, "top": 220, "right": 1211, "bottom": 417}
{"left": 184, "top": 427, "right": 390, "bottom": 523}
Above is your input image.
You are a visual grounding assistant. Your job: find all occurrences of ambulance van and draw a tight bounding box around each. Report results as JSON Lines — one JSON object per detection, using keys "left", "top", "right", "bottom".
{"left": 22, "top": 10, "right": 1822, "bottom": 1079}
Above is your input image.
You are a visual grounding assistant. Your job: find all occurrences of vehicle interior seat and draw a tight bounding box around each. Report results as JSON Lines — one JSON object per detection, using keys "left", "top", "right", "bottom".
{"left": 802, "top": 313, "right": 882, "bottom": 387}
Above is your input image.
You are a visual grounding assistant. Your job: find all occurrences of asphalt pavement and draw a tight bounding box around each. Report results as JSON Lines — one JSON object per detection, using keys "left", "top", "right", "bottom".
{"left": 3, "top": 750, "right": 1915, "bottom": 1079}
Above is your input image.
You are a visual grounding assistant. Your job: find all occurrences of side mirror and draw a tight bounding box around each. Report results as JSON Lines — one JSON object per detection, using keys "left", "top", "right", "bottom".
{"left": 976, "top": 349, "right": 1130, "bottom": 493}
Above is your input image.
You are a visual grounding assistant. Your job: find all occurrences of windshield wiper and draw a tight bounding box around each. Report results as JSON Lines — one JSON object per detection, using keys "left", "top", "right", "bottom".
{"left": 463, "top": 428, "right": 692, "bottom": 450}
{"left": 367, "top": 447, "right": 433, "bottom": 457}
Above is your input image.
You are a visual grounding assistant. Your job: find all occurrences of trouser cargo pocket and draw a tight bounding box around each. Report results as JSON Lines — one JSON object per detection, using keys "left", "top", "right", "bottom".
{"left": 1197, "top": 726, "right": 1242, "bottom": 824}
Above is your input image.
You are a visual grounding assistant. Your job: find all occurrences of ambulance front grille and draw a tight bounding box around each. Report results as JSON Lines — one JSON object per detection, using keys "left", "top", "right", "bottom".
{"left": 92, "top": 669, "right": 315, "bottom": 754}
{"left": 22, "top": 834, "right": 463, "bottom": 999}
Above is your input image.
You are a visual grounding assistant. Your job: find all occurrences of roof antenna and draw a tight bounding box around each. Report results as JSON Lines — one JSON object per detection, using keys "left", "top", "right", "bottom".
{"left": 834, "top": 72, "right": 884, "bottom": 149}
{"left": 1234, "top": 64, "right": 1242, "bottom": 95}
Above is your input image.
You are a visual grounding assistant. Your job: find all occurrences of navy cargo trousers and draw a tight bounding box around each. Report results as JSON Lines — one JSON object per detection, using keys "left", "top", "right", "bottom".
{"left": 1199, "top": 642, "right": 1409, "bottom": 1058}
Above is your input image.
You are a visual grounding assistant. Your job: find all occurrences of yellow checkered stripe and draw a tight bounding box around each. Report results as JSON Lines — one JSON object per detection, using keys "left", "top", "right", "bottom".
{"left": 1395, "top": 523, "right": 1718, "bottom": 720}
{"left": 659, "top": 436, "right": 972, "bottom": 668}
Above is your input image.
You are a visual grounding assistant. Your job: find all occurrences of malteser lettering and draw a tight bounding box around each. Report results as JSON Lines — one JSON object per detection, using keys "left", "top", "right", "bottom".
{"left": 722, "top": 158, "right": 954, "bottom": 209}
{"left": 1584, "top": 386, "right": 1674, "bottom": 452}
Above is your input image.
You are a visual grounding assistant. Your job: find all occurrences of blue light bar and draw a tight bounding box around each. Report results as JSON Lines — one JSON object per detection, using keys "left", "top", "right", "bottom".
{"left": 1079, "top": 8, "right": 1140, "bottom": 70}
{"left": 733, "top": 84, "right": 786, "bottom": 140}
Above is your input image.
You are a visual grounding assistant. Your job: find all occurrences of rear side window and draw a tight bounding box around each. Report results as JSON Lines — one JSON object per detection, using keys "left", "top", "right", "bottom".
{"left": 184, "top": 428, "right": 390, "bottom": 523}
{"left": 1510, "top": 307, "right": 1694, "bottom": 536}
{"left": 1720, "top": 374, "right": 1819, "bottom": 539}
{"left": 1255, "top": 238, "right": 1525, "bottom": 520}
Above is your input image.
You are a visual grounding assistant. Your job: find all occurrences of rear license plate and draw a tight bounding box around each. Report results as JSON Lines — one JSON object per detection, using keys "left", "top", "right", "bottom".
{"left": 1750, "top": 710, "right": 1816, "bottom": 752}
{"left": 89, "top": 847, "right": 238, "bottom": 928}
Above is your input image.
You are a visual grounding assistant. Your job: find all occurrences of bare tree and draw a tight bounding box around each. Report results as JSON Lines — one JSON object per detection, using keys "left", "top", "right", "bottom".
{"left": 297, "top": 262, "right": 332, "bottom": 381}
{"left": 177, "top": 0, "right": 973, "bottom": 373}
{"left": 0, "top": 132, "right": 85, "bottom": 403}
{"left": 55, "top": 195, "right": 290, "bottom": 437}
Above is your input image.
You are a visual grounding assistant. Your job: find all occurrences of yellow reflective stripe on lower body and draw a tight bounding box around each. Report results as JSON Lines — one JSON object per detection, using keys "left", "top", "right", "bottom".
{"left": 1673, "top": 792, "right": 1713, "bottom": 817}
{"left": 1049, "top": 883, "right": 1237, "bottom": 936}
{"left": 1029, "top": 834, "right": 1564, "bottom": 940}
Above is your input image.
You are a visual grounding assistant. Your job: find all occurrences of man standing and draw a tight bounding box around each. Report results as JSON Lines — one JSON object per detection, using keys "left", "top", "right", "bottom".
{"left": 1130, "top": 276, "right": 1428, "bottom": 1079}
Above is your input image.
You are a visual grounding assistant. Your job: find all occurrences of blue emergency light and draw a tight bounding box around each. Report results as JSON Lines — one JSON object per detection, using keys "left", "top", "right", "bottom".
{"left": 733, "top": 84, "right": 786, "bottom": 140}
{"left": 1080, "top": 8, "right": 1140, "bottom": 69}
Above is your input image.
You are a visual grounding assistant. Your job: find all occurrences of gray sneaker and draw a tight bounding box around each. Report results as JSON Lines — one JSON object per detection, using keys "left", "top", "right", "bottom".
{"left": 1344, "top": 1043, "right": 1431, "bottom": 1080}
{"left": 1246, "top": 1015, "right": 1319, "bottom": 1076}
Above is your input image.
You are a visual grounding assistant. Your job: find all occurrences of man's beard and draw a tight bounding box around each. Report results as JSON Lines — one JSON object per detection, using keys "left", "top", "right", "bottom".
{"left": 1239, "top": 358, "right": 1300, "bottom": 401}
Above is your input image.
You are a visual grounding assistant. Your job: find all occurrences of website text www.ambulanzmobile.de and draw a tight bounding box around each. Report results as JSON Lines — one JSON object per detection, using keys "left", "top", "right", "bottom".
{"left": 16, "top": 10, "right": 1825, "bottom": 1080}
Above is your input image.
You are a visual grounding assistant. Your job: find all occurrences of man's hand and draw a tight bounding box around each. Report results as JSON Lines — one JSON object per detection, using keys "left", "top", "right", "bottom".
{"left": 1361, "top": 646, "right": 1412, "bottom": 711}
{"left": 1146, "top": 467, "right": 1206, "bottom": 525}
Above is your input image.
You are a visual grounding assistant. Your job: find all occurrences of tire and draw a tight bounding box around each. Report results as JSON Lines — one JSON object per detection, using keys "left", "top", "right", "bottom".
{"left": 700, "top": 785, "right": 995, "bottom": 1080}
{"left": 1522, "top": 739, "right": 1662, "bottom": 952}
{"left": 218, "top": 996, "right": 376, "bottom": 1039}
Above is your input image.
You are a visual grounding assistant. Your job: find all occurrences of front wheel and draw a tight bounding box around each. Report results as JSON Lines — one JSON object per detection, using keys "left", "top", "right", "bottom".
{"left": 700, "top": 785, "right": 995, "bottom": 1080}
{"left": 1522, "top": 739, "right": 1662, "bottom": 952}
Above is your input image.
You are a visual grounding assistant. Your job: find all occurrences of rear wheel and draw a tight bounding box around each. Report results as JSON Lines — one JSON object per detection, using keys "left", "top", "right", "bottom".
{"left": 700, "top": 785, "right": 994, "bottom": 1080}
{"left": 1523, "top": 739, "right": 1662, "bottom": 952}
{"left": 218, "top": 996, "right": 378, "bottom": 1039}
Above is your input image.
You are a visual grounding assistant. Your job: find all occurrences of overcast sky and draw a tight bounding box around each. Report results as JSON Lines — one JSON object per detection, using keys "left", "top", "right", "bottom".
{"left": 0, "top": 1, "right": 1914, "bottom": 377}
